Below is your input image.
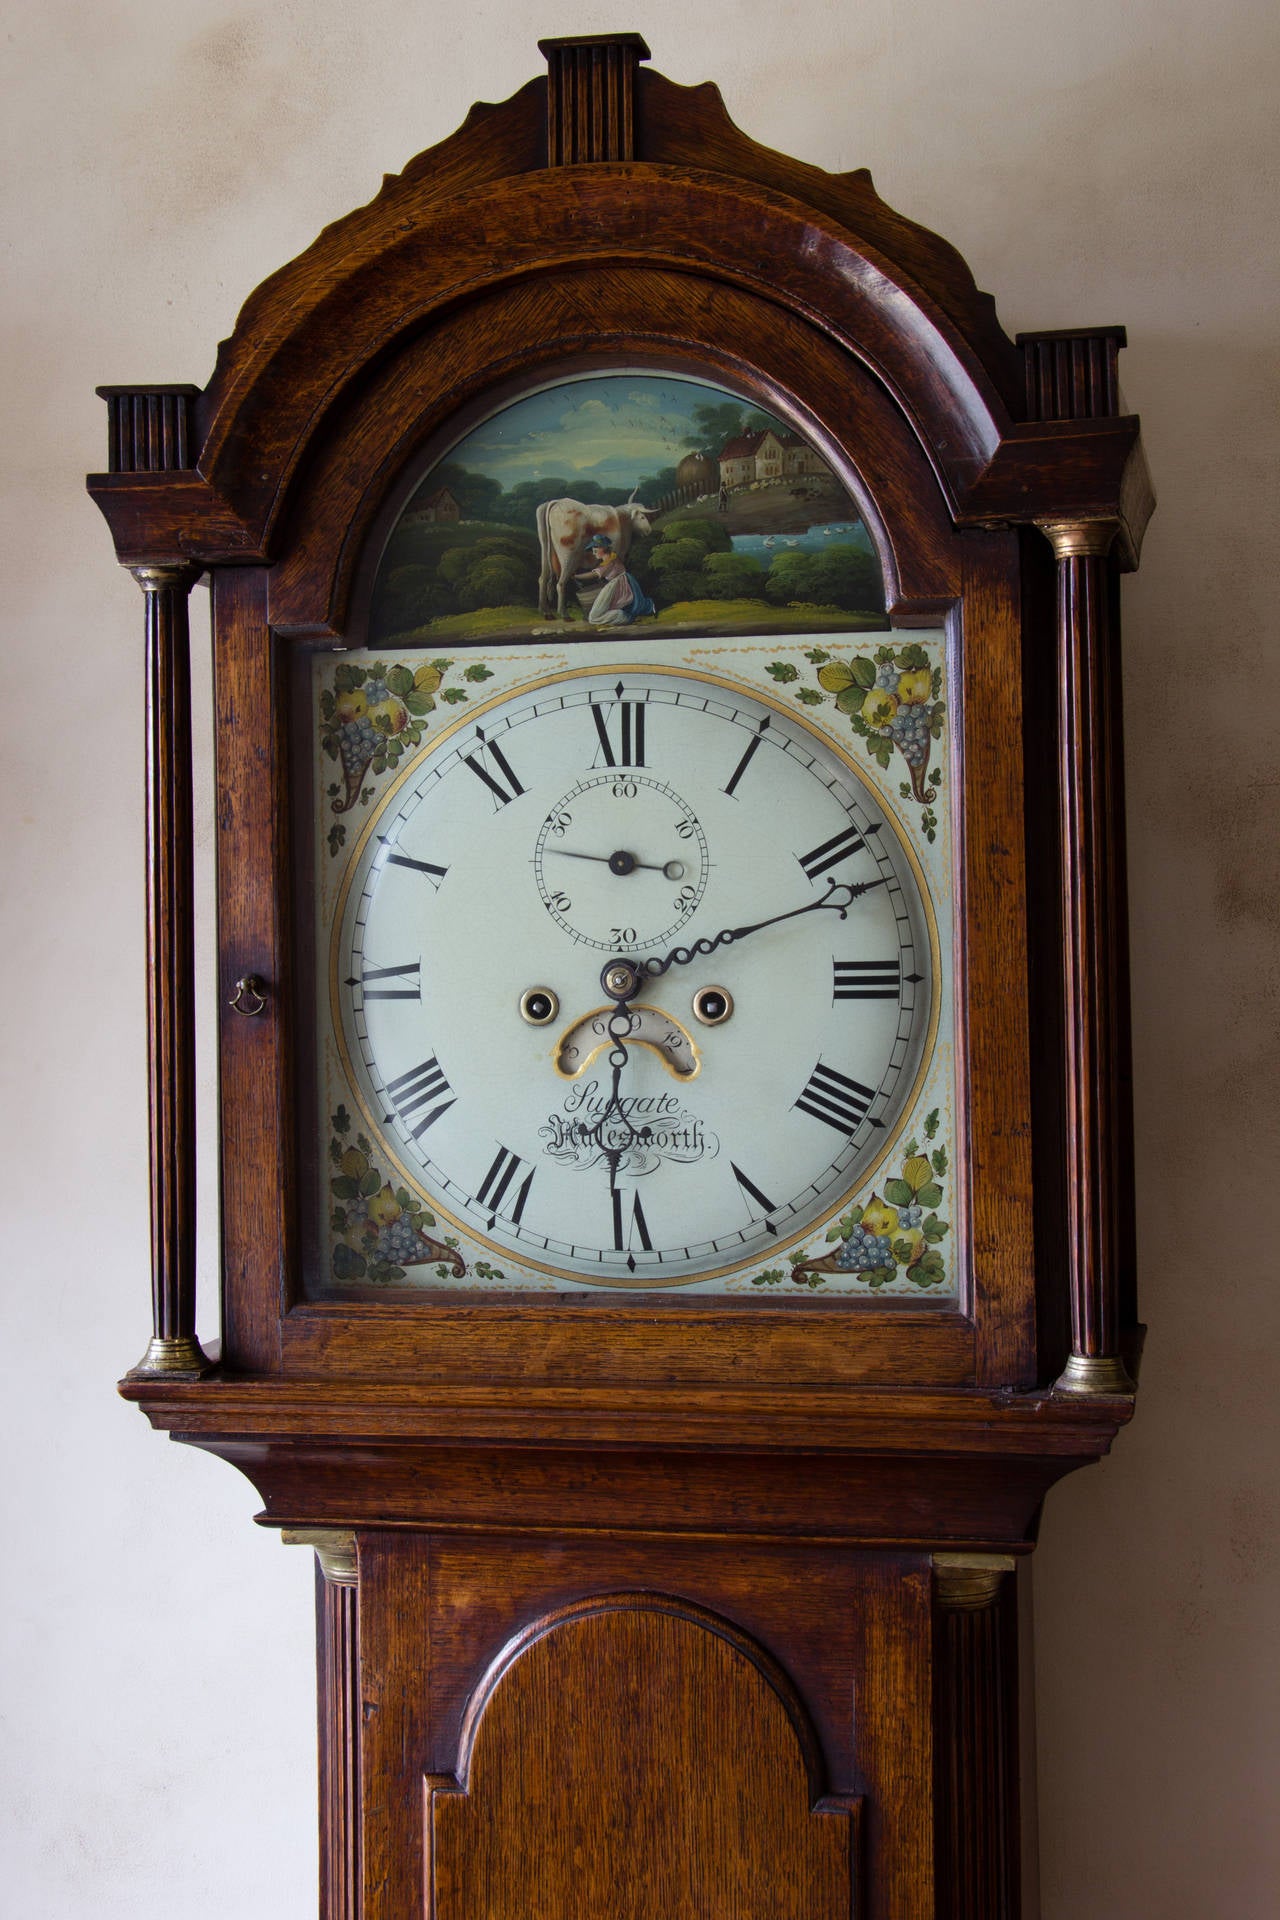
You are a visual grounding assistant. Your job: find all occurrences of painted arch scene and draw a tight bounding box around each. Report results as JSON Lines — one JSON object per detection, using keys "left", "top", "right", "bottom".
{"left": 368, "top": 373, "right": 888, "bottom": 647}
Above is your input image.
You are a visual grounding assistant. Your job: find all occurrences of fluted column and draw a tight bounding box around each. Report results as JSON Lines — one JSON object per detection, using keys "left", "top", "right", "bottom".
{"left": 288, "top": 1533, "right": 362, "bottom": 1920}
{"left": 128, "top": 563, "right": 211, "bottom": 1379}
{"left": 1040, "top": 518, "right": 1136, "bottom": 1395}
{"left": 933, "top": 1554, "right": 1018, "bottom": 1920}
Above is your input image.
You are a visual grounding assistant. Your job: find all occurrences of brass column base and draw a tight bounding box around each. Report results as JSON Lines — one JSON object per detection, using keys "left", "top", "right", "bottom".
{"left": 126, "top": 1334, "right": 214, "bottom": 1380}
{"left": 1053, "top": 1352, "right": 1135, "bottom": 1396}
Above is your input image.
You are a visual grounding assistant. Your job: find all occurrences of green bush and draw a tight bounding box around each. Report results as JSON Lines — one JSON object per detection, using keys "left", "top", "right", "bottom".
{"left": 657, "top": 513, "right": 732, "bottom": 554}
{"left": 648, "top": 538, "right": 708, "bottom": 603}
{"left": 458, "top": 554, "right": 536, "bottom": 611}
{"left": 764, "top": 543, "right": 880, "bottom": 612}
{"left": 763, "top": 551, "right": 814, "bottom": 606}
{"left": 701, "top": 551, "right": 767, "bottom": 599}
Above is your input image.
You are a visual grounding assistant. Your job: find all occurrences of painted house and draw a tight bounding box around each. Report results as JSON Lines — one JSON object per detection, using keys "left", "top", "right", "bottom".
{"left": 718, "top": 431, "right": 765, "bottom": 488}
{"left": 783, "top": 433, "right": 828, "bottom": 478}
{"left": 718, "top": 428, "right": 831, "bottom": 490}
{"left": 754, "top": 429, "right": 788, "bottom": 480}
{"left": 412, "top": 486, "right": 461, "bottom": 524}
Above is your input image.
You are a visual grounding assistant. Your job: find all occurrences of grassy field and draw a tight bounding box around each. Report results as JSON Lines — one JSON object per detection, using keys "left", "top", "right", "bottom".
{"left": 387, "top": 598, "right": 889, "bottom": 645}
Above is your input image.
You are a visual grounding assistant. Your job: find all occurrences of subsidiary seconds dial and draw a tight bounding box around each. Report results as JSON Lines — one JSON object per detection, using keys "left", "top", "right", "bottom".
{"left": 331, "top": 663, "right": 938, "bottom": 1288}
{"left": 533, "top": 767, "right": 709, "bottom": 950}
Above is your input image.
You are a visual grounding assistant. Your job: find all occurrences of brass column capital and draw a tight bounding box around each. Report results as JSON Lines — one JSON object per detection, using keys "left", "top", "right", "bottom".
{"left": 284, "top": 1528, "right": 359, "bottom": 1587}
{"left": 933, "top": 1552, "right": 1015, "bottom": 1611}
{"left": 1036, "top": 517, "right": 1121, "bottom": 561}
{"left": 129, "top": 562, "right": 200, "bottom": 595}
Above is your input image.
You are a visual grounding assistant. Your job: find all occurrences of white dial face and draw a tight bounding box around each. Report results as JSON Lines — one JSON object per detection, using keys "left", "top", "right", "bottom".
{"left": 332, "top": 665, "right": 936, "bottom": 1287}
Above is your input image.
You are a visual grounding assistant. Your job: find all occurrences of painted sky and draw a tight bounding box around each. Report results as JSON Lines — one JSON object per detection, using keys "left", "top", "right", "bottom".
{"left": 446, "top": 373, "right": 786, "bottom": 492}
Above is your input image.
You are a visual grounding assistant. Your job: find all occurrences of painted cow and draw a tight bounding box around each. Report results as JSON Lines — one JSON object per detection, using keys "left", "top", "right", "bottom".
{"left": 535, "top": 491, "right": 657, "bottom": 621}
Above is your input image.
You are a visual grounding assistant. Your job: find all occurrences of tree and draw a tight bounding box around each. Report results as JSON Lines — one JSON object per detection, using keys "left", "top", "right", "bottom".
{"left": 681, "top": 400, "right": 747, "bottom": 452}
{"left": 648, "top": 537, "right": 707, "bottom": 603}
{"left": 634, "top": 465, "right": 679, "bottom": 504}
{"left": 501, "top": 476, "right": 574, "bottom": 531}
{"left": 656, "top": 513, "right": 732, "bottom": 554}
{"left": 457, "top": 553, "right": 535, "bottom": 611}
{"left": 680, "top": 400, "right": 786, "bottom": 455}
{"left": 806, "top": 545, "right": 881, "bottom": 611}
{"left": 371, "top": 563, "right": 436, "bottom": 635}
{"left": 764, "top": 551, "right": 815, "bottom": 606}
{"left": 701, "top": 551, "right": 767, "bottom": 600}
{"left": 408, "top": 462, "right": 505, "bottom": 523}
{"left": 472, "top": 533, "right": 535, "bottom": 565}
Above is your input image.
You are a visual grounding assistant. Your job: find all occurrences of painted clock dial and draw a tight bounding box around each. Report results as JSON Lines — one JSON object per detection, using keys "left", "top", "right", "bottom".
{"left": 330, "top": 664, "right": 937, "bottom": 1287}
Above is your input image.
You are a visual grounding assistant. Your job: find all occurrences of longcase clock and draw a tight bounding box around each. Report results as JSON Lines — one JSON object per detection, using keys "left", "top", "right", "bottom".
{"left": 91, "top": 34, "right": 1152, "bottom": 1920}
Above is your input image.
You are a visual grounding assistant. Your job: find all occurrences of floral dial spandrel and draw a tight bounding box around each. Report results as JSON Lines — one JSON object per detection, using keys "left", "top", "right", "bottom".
{"left": 310, "top": 633, "right": 955, "bottom": 1300}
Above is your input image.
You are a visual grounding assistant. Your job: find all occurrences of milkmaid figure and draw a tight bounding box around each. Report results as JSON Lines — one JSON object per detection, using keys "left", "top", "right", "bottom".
{"left": 576, "top": 532, "right": 656, "bottom": 627}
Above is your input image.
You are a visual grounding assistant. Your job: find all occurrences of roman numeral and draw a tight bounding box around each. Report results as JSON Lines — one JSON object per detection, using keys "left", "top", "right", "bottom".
{"left": 382, "top": 840, "right": 448, "bottom": 886}
{"left": 591, "top": 689, "right": 647, "bottom": 767}
{"left": 798, "top": 824, "right": 867, "bottom": 881}
{"left": 731, "top": 1162, "right": 777, "bottom": 1233}
{"left": 723, "top": 717, "right": 769, "bottom": 797}
{"left": 795, "top": 1062, "right": 876, "bottom": 1136}
{"left": 463, "top": 728, "right": 524, "bottom": 807}
{"left": 833, "top": 958, "right": 901, "bottom": 1001}
{"left": 386, "top": 1056, "right": 455, "bottom": 1138}
{"left": 351, "top": 960, "right": 421, "bottom": 1001}
{"left": 475, "top": 1146, "right": 535, "bottom": 1229}
{"left": 612, "top": 1187, "right": 653, "bottom": 1260}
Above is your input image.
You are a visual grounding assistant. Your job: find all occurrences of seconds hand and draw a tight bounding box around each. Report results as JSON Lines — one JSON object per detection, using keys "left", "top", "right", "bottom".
{"left": 588, "top": 974, "right": 645, "bottom": 1256}
{"left": 548, "top": 847, "right": 685, "bottom": 879}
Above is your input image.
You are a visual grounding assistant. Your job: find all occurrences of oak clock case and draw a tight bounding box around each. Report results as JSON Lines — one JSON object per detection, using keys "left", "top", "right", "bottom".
{"left": 93, "top": 33, "right": 1151, "bottom": 1920}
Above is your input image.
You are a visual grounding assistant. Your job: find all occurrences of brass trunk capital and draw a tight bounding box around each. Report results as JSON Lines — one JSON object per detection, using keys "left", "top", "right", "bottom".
{"left": 933, "top": 1552, "right": 1015, "bottom": 1611}
{"left": 283, "top": 1529, "right": 359, "bottom": 1587}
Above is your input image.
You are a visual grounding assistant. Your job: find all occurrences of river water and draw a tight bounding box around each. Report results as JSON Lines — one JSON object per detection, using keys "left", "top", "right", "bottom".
{"left": 730, "top": 519, "right": 872, "bottom": 560}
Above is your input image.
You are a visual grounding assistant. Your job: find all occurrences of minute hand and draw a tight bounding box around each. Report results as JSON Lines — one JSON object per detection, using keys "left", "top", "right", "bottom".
{"left": 641, "top": 876, "right": 886, "bottom": 982}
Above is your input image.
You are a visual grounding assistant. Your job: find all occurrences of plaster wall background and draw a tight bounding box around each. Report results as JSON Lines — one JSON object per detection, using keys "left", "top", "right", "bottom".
{"left": 1, "top": 2, "right": 1276, "bottom": 1915}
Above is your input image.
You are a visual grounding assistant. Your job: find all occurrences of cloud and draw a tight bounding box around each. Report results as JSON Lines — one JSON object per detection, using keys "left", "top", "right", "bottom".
{"left": 452, "top": 374, "right": 725, "bottom": 488}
